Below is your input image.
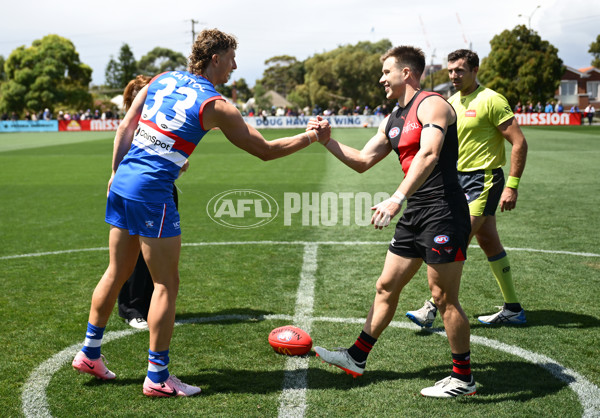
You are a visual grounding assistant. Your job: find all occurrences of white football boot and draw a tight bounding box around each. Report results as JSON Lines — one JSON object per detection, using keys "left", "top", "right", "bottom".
{"left": 421, "top": 375, "right": 476, "bottom": 398}
{"left": 406, "top": 300, "right": 437, "bottom": 328}
{"left": 478, "top": 308, "right": 526, "bottom": 325}
{"left": 314, "top": 347, "right": 365, "bottom": 378}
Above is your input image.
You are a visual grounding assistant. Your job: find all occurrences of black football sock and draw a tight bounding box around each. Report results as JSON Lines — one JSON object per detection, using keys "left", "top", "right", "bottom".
{"left": 504, "top": 302, "right": 522, "bottom": 312}
{"left": 347, "top": 331, "right": 377, "bottom": 364}
{"left": 450, "top": 351, "right": 472, "bottom": 383}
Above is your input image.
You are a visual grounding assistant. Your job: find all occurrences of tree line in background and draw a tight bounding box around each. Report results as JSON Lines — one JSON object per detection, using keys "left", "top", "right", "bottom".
{"left": 0, "top": 35, "right": 93, "bottom": 118}
{"left": 1, "top": 28, "right": 599, "bottom": 119}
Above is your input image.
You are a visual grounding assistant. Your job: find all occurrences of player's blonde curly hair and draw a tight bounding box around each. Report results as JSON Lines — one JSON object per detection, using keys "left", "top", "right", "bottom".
{"left": 188, "top": 28, "right": 238, "bottom": 75}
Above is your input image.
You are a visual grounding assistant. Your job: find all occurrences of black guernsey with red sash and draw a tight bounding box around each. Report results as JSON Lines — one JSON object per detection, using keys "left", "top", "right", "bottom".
{"left": 385, "top": 90, "right": 462, "bottom": 206}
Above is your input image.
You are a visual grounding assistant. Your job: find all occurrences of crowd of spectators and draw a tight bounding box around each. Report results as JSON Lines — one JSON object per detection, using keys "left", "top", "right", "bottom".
{"left": 55, "top": 108, "right": 118, "bottom": 121}
{"left": 3, "top": 103, "right": 389, "bottom": 122}
{"left": 511, "top": 100, "right": 596, "bottom": 124}
{"left": 242, "top": 103, "right": 391, "bottom": 119}
{"left": 512, "top": 100, "right": 566, "bottom": 114}
{"left": 3, "top": 101, "right": 594, "bottom": 124}
{"left": 1, "top": 107, "right": 119, "bottom": 122}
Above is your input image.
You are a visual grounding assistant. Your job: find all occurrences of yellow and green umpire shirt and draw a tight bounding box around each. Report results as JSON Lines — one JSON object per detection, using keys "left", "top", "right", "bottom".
{"left": 448, "top": 85, "right": 514, "bottom": 172}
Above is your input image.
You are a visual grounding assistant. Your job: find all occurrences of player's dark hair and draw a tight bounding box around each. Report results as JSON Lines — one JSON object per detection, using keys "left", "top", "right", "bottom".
{"left": 448, "top": 49, "right": 479, "bottom": 70}
{"left": 381, "top": 46, "right": 426, "bottom": 78}
{"left": 122, "top": 75, "right": 152, "bottom": 111}
{"left": 188, "top": 28, "right": 238, "bottom": 75}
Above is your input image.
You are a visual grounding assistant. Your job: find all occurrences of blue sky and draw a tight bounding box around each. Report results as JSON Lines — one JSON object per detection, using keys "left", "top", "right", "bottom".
{"left": 1, "top": 0, "right": 598, "bottom": 87}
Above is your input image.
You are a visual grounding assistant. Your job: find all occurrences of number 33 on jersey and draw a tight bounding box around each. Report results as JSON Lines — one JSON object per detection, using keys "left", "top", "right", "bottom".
{"left": 111, "top": 71, "right": 223, "bottom": 202}
{"left": 134, "top": 71, "right": 222, "bottom": 165}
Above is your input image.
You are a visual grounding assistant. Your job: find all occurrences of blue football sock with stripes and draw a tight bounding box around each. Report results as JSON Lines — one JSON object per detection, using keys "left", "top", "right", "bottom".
{"left": 148, "top": 349, "right": 170, "bottom": 383}
{"left": 81, "top": 322, "right": 105, "bottom": 359}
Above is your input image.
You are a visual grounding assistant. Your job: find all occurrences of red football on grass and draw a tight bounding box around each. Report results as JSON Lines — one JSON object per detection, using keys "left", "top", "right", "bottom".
{"left": 268, "top": 325, "right": 312, "bottom": 356}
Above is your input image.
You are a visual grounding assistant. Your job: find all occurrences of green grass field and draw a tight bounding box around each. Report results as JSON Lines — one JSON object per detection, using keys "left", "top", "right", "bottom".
{"left": 1, "top": 126, "right": 599, "bottom": 417}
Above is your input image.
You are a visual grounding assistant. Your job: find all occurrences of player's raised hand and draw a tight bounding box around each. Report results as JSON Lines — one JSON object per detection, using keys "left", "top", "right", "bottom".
{"left": 306, "top": 117, "right": 320, "bottom": 132}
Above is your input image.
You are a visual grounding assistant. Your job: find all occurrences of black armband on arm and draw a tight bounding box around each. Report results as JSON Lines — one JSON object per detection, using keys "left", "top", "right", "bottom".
{"left": 422, "top": 123, "right": 445, "bottom": 134}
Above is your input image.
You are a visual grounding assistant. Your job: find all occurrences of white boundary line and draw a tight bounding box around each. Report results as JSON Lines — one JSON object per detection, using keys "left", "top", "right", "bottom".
{"left": 21, "top": 315, "right": 292, "bottom": 418}
{"left": 2, "top": 242, "right": 600, "bottom": 261}
{"left": 16, "top": 241, "right": 600, "bottom": 418}
{"left": 277, "top": 243, "right": 318, "bottom": 418}
{"left": 21, "top": 314, "right": 600, "bottom": 418}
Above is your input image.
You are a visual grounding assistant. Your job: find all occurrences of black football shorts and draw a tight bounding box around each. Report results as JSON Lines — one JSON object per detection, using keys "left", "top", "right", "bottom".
{"left": 388, "top": 195, "right": 471, "bottom": 264}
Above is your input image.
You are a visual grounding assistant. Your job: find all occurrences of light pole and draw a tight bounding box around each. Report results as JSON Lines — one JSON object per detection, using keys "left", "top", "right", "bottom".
{"left": 519, "top": 5, "right": 541, "bottom": 28}
{"left": 430, "top": 49, "right": 436, "bottom": 92}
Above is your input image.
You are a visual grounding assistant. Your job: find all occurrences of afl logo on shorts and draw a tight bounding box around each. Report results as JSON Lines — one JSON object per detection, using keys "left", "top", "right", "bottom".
{"left": 389, "top": 127, "right": 400, "bottom": 139}
{"left": 434, "top": 235, "right": 450, "bottom": 244}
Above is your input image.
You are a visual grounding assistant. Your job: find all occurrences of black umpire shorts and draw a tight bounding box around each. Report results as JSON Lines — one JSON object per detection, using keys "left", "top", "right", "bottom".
{"left": 458, "top": 168, "right": 504, "bottom": 217}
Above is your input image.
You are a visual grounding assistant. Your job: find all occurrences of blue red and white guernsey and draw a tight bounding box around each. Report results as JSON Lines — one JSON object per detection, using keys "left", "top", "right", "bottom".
{"left": 385, "top": 90, "right": 462, "bottom": 206}
{"left": 110, "top": 71, "right": 223, "bottom": 203}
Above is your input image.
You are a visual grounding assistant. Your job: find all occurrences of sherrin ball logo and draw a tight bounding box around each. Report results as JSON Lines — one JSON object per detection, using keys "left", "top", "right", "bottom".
{"left": 389, "top": 127, "right": 400, "bottom": 138}
{"left": 277, "top": 330, "right": 294, "bottom": 342}
{"left": 434, "top": 235, "right": 450, "bottom": 244}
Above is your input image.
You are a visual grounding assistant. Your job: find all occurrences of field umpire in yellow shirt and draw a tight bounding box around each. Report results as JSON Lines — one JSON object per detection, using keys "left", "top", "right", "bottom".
{"left": 407, "top": 49, "right": 528, "bottom": 326}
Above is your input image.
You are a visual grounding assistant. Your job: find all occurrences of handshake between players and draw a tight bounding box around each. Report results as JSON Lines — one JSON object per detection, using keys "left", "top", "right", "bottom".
{"left": 307, "top": 116, "right": 406, "bottom": 230}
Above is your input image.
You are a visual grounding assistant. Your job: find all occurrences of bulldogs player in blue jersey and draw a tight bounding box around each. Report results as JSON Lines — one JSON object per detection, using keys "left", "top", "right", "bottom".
{"left": 116, "top": 75, "right": 190, "bottom": 331}
{"left": 72, "top": 28, "right": 328, "bottom": 397}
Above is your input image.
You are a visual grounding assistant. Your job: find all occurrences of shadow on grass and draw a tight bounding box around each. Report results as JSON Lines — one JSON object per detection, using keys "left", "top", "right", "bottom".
{"left": 471, "top": 309, "right": 600, "bottom": 329}
{"left": 91, "top": 357, "right": 568, "bottom": 404}
{"left": 407, "top": 361, "right": 569, "bottom": 402}
{"left": 175, "top": 307, "right": 600, "bottom": 331}
{"left": 174, "top": 308, "right": 279, "bottom": 324}
{"left": 81, "top": 308, "right": 579, "bottom": 404}
{"left": 304, "top": 360, "right": 568, "bottom": 403}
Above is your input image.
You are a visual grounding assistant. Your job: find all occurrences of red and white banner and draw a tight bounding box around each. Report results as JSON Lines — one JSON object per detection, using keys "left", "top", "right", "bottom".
{"left": 514, "top": 112, "right": 582, "bottom": 126}
{"left": 59, "top": 119, "right": 121, "bottom": 131}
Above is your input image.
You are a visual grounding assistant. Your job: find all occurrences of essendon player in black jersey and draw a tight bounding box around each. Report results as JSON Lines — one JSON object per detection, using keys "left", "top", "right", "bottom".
{"left": 385, "top": 90, "right": 463, "bottom": 205}
{"left": 308, "top": 46, "right": 476, "bottom": 398}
